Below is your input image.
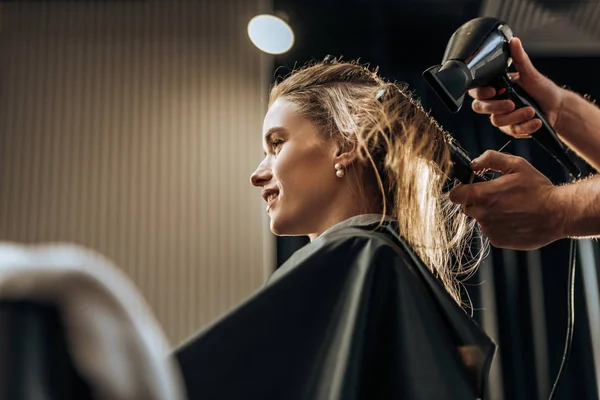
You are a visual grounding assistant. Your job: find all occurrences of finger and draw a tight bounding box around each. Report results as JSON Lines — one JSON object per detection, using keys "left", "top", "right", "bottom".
{"left": 470, "top": 150, "right": 528, "bottom": 174}
{"left": 490, "top": 106, "right": 535, "bottom": 127}
{"left": 462, "top": 203, "right": 475, "bottom": 218}
{"left": 472, "top": 99, "right": 515, "bottom": 115}
{"left": 463, "top": 204, "right": 485, "bottom": 221}
{"left": 468, "top": 87, "right": 497, "bottom": 100}
{"left": 449, "top": 180, "right": 492, "bottom": 206}
{"left": 509, "top": 37, "right": 538, "bottom": 78}
{"left": 449, "top": 183, "right": 481, "bottom": 205}
{"left": 449, "top": 183, "right": 469, "bottom": 204}
{"left": 499, "top": 118, "right": 543, "bottom": 138}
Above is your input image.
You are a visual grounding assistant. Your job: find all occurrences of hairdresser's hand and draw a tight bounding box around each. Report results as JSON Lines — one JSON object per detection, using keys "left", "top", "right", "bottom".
{"left": 468, "top": 37, "right": 566, "bottom": 138}
{"left": 449, "top": 150, "right": 565, "bottom": 250}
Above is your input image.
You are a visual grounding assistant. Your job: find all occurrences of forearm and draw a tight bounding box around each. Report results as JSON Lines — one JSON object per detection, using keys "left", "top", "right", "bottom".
{"left": 554, "top": 174, "right": 600, "bottom": 239}
{"left": 555, "top": 89, "right": 600, "bottom": 171}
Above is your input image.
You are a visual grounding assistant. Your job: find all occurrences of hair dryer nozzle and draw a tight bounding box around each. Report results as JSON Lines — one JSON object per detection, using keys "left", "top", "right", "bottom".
{"left": 423, "top": 61, "right": 472, "bottom": 113}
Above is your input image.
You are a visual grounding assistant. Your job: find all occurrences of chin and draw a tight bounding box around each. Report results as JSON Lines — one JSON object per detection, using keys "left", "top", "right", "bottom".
{"left": 269, "top": 213, "right": 302, "bottom": 236}
{"left": 269, "top": 218, "right": 286, "bottom": 236}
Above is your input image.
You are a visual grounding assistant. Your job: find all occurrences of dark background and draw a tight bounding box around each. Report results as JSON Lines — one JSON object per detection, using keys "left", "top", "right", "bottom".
{"left": 272, "top": 0, "right": 600, "bottom": 399}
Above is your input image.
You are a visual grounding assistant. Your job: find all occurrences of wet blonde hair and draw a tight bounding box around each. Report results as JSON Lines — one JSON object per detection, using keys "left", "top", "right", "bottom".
{"left": 269, "top": 59, "right": 486, "bottom": 304}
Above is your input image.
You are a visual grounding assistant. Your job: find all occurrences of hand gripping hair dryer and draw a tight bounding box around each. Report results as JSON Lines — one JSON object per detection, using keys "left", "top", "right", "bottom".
{"left": 423, "top": 17, "right": 581, "bottom": 179}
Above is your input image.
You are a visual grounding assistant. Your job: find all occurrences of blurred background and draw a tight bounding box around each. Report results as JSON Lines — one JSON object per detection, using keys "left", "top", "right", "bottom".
{"left": 0, "top": 0, "right": 599, "bottom": 399}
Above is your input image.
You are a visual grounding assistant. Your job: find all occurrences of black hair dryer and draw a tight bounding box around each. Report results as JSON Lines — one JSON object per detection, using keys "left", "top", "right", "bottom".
{"left": 423, "top": 17, "right": 581, "bottom": 179}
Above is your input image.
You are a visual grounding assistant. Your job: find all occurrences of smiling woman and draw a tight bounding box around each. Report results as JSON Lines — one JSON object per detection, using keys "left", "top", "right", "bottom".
{"left": 251, "top": 98, "right": 372, "bottom": 241}
{"left": 251, "top": 60, "right": 482, "bottom": 303}
{"left": 177, "top": 60, "right": 495, "bottom": 400}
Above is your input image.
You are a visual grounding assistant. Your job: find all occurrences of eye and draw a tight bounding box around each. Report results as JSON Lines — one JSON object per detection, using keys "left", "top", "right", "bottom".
{"left": 270, "top": 138, "right": 285, "bottom": 153}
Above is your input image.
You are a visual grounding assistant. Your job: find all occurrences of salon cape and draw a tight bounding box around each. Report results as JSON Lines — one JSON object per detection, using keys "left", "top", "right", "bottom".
{"left": 176, "top": 215, "right": 496, "bottom": 400}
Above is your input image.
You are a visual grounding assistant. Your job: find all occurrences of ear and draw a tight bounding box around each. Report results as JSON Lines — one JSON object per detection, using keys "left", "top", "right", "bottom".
{"left": 332, "top": 139, "right": 359, "bottom": 168}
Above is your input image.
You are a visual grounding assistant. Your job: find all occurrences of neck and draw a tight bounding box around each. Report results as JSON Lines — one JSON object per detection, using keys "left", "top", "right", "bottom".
{"left": 307, "top": 183, "right": 381, "bottom": 242}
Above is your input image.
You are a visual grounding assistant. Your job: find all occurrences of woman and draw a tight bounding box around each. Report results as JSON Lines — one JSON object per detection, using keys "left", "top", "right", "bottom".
{"left": 177, "top": 60, "right": 495, "bottom": 400}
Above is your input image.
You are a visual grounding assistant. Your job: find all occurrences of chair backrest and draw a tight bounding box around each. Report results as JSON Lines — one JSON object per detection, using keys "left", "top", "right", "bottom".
{"left": 0, "top": 301, "right": 93, "bottom": 400}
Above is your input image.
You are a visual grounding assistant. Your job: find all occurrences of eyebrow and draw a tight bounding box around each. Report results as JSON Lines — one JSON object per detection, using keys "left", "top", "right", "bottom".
{"left": 262, "top": 127, "right": 288, "bottom": 155}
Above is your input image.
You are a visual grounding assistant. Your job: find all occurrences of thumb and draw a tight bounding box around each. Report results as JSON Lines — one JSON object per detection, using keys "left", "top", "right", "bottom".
{"left": 470, "top": 150, "right": 526, "bottom": 174}
{"left": 509, "top": 37, "right": 541, "bottom": 81}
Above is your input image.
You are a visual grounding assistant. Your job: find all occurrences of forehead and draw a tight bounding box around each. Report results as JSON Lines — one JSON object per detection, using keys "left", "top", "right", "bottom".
{"left": 262, "top": 97, "right": 299, "bottom": 136}
{"left": 260, "top": 97, "right": 329, "bottom": 156}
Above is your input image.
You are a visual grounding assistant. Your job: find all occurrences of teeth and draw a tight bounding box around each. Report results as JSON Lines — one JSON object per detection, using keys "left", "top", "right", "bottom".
{"left": 266, "top": 193, "right": 277, "bottom": 202}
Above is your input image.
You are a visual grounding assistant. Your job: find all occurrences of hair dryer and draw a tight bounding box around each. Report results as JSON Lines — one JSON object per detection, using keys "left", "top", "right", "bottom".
{"left": 423, "top": 17, "right": 581, "bottom": 179}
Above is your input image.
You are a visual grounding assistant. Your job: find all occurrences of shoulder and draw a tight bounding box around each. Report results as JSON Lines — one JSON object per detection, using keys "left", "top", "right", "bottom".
{"left": 321, "top": 226, "right": 403, "bottom": 256}
{"left": 302, "top": 225, "right": 402, "bottom": 262}
{"left": 268, "top": 226, "right": 412, "bottom": 284}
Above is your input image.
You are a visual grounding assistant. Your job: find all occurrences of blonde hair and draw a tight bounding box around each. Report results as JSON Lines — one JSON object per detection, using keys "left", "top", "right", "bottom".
{"left": 269, "top": 59, "right": 486, "bottom": 305}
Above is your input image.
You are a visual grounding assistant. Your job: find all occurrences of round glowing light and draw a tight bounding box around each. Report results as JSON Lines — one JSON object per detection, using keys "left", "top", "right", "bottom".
{"left": 247, "top": 14, "right": 294, "bottom": 55}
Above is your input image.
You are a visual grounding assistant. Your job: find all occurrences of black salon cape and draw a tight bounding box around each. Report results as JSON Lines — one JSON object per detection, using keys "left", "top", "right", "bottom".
{"left": 175, "top": 224, "right": 496, "bottom": 400}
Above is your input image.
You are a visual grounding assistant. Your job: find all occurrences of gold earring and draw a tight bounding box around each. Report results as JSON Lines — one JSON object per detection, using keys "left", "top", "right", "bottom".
{"left": 335, "top": 163, "right": 345, "bottom": 178}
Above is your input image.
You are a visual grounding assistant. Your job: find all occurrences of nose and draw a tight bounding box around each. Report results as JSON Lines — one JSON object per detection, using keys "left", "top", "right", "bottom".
{"left": 250, "top": 157, "right": 273, "bottom": 187}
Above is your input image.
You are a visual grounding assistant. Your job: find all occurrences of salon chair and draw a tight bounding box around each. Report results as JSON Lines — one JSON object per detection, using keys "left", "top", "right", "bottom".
{"left": 0, "top": 301, "right": 93, "bottom": 399}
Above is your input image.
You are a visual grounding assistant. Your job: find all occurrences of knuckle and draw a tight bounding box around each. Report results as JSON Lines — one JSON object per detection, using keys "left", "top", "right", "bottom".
{"left": 490, "top": 115, "right": 501, "bottom": 127}
{"left": 523, "top": 107, "right": 536, "bottom": 120}
{"left": 527, "top": 119, "right": 540, "bottom": 132}
{"left": 512, "top": 156, "right": 527, "bottom": 168}
{"left": 504, "top": 100, "right": 516, "bottom": 112}
{"left": 479, "top": 149, "right": 496, "bottom": 162}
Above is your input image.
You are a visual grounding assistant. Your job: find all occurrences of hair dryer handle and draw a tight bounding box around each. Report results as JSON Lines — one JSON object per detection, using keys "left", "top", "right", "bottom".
{"left": 493, "top": 75, "right": 581, "bottom": 178}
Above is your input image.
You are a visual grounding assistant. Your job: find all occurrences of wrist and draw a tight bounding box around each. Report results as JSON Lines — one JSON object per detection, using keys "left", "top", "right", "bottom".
{"left": 553, "top": 87, "right": 570, "bottom": 134}
{"left": 548, "top": 184, "right": 572, "bottom": 240}
{"left": 550, "top": 182, "right": 592, "bottom": 239}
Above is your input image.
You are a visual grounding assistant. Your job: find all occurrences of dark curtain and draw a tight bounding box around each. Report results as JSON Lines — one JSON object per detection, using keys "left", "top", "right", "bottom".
{"left": 271, "top": 1, "right": 600, "bottom": 397}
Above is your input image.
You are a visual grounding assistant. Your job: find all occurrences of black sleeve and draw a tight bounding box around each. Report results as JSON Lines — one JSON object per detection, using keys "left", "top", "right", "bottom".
{"left": 175, "top": 231, "right": 494, "bottom": 400}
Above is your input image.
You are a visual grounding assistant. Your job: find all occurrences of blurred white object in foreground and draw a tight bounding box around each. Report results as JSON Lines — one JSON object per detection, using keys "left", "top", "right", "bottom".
{"left": 0, "top": 242, "right": 186, "bottom": 400}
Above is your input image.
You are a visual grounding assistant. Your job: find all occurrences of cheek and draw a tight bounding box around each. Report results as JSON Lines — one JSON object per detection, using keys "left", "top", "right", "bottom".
{"left": 274, "top": 150, "right": 333, "bottom": 201}
{"left": 273, "top": 156, "right": 305, "bottom": 195}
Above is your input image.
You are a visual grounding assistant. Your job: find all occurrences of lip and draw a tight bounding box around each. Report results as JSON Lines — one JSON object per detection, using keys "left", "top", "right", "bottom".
{"left": 261, "top": 188, "right": 279, "bottom": 212}
{"left": 266, "top": 195, "right": 278, "bottom": 212}
{"left": 261, "top": 188, "right": 279, "bottom": 202}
